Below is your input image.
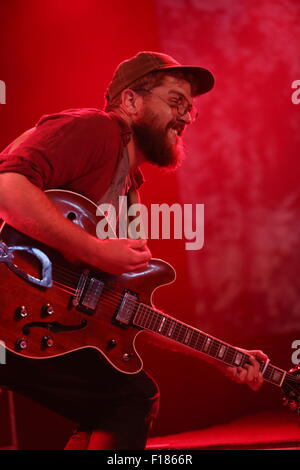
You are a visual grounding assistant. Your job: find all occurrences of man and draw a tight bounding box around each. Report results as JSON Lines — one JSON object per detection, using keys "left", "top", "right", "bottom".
{"left": 0, "top": 51, "right": 267, "bottom": 450}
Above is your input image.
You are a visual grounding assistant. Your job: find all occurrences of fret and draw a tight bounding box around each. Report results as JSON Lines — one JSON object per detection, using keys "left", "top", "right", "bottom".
{"left": 172, "top": 322, "right": 180, "bottom": 341}
{"left": 134, "top": 305, "right": 142, "bottom": 325}
{"left": 216, "top": 343, "right": 227, "bottom": 359}
{"left": 232, "top": 350, "right": 244, "bottom": 367}
{"left": 189, "top": 330, "right": 199, "bottom": 348}
{"left": 156, "top": 314, "right": 165, "bottom": 332}
{"left": 167, "top": 320, "right": 176, "bottom": 337}
{"left": 264, "top": 365, "right": 285, "bottom": 386}
{"left": 224, "top": 347, "right": 236, "bottom": 365}
{"left": 147, "top": 310, "right": 156, "bottom": 330}
{"left": 183, "top": 328, "right": 192, "bottom": 344}
{"left": 193, "top": 332, "right": 206, "bottom": 351}
{"left": 173, "top": 322, "right": 182, "bottom": 341}
{"left": 177, "top": 324, "right": 184, "bottom": 342}
{"left": 161, "top": 317, "right": 171, "bottom": 336}
{"left": 146, "top": 308, "right": 155, "bottom": 329}
{"left": 136, "top": 306, "right": 144, "bottom": 326}
{"left": 139, "top": 305, "right": 146, "bottom": 321}
{"left": 135, "top": 304, "right": 149, "bottom": 328}
{"left": 210, "top": 339, "right": 221, "bottom": 358}
{"left": 151, "top": 313, "right": 160, "bottom": 332}
{"left": 132, "top": 302, "right": 290, "bottom": 394}
{"left": 135, "top": 305, "right": 255, "bottom": 370}
{"left": 272, "top": 369, "right": 284, "bottom": 384}
{"left": 178, "top": 324, "right": 188, "bottom": 343}
{"left": 158, "top": 316, "right": 166, "bottom": 333}
{"left": 203, "top": 336, "right": 213, "bottom": 353}
{"left": 134, "top": 304, "right": 260, "bottom": 371}
{"left": 139, "top": 306, "right": 147, "bottom": 326}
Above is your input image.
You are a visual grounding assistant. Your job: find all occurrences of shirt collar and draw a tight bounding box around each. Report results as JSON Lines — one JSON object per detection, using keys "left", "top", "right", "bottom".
{"left": 108, "top": 112, "right": 145, "bottom": 189}
{"left": 108, "top": 112, "right": 132, "bottom": 146}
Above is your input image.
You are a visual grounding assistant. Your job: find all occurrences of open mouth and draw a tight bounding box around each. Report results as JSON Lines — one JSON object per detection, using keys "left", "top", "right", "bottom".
{"left": 168, "top": 124, "right": 184, "bottom": 137}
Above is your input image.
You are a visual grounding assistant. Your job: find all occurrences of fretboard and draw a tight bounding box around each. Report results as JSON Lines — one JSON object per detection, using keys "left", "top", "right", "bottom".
{"left": 133, "top": 303, "right": 286, "bottom": 388}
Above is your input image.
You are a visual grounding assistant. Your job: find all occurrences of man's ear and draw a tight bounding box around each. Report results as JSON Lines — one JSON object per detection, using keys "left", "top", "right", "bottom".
{"left": 120, "top": 89, "right": 142, "bottom": 115}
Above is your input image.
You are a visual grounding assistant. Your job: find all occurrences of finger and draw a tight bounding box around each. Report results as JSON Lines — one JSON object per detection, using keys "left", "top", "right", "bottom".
{"left": 248, "top": 349, "right": 269, "bottom": 362}
{"left": 234, "top": 367, "right": 247, "bottom": 383}
{"left": 224, "top": 367, "right": 237, "bottom": 379}
{"left": 243, "top": 363, "right": 256, "bottom": 382}
{"left": 131, "top": 262, "right": 150, "bottom": 272}
{"left": 129, "top": 239, "right": 148, "bottom": 248}
{"left": 132, "top": 250, "right": 151, "bottom": 264}
{"left": 249, "top": 373, "right": 264, "bottom": 391}
{"left": 247, "top": 356, "right": 260, "bottom": 377}
{"left": 238, "top": 368, "right": 247, "bottom": 382}
{"left": 130, "top": 243, "right": 152, "bottom": 258}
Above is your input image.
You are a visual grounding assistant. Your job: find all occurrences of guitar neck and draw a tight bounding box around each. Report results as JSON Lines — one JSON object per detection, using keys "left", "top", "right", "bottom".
{"left": 133, "top": 303, "right": 286, "bottom": 388}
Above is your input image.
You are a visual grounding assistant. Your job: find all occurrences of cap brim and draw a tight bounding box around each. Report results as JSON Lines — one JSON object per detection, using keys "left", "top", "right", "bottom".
{"left": 157, "top": 65, "right": 214, "bottom": 96}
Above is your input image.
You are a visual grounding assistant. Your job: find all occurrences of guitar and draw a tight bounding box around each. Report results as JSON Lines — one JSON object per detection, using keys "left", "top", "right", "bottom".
{"left": 0, "top": 189, "right": 299, "bottom": 411}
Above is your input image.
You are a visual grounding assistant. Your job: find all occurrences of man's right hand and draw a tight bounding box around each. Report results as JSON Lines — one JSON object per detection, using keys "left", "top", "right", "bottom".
{"left": 94, "top": 238, "right": 152, "bottom": 275}
{"left": 0, "top": 174, "right": 152, "bottom": 276}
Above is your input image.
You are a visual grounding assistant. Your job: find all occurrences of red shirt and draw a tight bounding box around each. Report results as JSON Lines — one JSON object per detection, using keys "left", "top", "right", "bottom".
{"left": 0, "top": 108, "right": 144, "bottom": 203}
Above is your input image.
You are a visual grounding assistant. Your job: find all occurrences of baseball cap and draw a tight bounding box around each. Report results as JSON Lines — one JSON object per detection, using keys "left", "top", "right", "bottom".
{"left": 105, "top": 51, "right": 214, "bottom": 102}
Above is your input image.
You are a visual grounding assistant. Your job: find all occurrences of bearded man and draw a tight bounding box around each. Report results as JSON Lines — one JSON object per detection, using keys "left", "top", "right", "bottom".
{"left": 0, "top": 51, "right": 267, "bottom": 450}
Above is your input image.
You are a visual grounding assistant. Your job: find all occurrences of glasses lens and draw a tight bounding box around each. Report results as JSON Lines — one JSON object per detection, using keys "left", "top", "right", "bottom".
{"left": 178, "top": 102, "right": 198, "bottom": 121}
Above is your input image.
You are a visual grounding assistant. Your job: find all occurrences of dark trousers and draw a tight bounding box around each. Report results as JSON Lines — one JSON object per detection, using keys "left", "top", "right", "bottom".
{"left": 0, "top": 348, "right": 160, "bottom": 449}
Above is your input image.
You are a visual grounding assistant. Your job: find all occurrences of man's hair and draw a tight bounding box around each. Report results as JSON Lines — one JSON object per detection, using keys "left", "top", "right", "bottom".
{"left": 104, "top": 69, "right": 198, "bottom": 112}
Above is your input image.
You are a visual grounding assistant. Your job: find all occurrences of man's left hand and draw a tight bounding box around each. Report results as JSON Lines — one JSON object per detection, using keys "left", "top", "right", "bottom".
{"left": 223, "top": 349, "right": 269, "bottom": 391}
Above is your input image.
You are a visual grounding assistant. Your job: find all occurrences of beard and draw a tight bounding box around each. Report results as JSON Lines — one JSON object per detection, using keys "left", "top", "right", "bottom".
{"left": 131, "top": 108, "right": 185, "bottom": 170}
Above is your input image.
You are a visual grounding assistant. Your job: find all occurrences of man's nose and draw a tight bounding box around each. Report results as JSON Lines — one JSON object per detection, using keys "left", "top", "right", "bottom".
{"left": 179, "top": 110, "right": 192, "bottom": 124}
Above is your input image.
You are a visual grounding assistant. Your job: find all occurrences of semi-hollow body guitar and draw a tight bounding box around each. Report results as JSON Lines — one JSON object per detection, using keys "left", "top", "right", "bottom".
{"left": 0, "top": 189, "right": 299, "bottom": 410}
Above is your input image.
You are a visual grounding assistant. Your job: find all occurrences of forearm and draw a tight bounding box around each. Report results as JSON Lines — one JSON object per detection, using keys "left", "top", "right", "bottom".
{"left": 0, "top": 173, "right": 98, "bottom": 265}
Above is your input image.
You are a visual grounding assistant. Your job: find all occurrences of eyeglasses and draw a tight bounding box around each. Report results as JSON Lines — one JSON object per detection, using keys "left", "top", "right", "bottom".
{"left": 135, "top": 89, "right": 198, "bottom": 122}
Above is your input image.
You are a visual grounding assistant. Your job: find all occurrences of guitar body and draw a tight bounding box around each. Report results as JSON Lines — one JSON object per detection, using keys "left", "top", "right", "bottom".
{"left": 0, "top": 190, "right": 176, "bottom": 374}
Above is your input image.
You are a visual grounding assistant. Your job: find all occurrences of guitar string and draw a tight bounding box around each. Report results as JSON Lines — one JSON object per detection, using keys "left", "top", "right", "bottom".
{"left": 122, "top": 291, "right": 299, "bottom": 384}
{"left": 132, "top": 307, "right": 261, "bottom": 368}
{"left": 53, "top": 273, "right": 247, "bottom": 367}
{"left": 54, "top": 280, "right": 300, "bottom": 383}
{"left": 51, "top": 265, "right": 260, "bottom": 369}
{"left": 52, "top": 280, "right": 126, "bottom": 309}
{"left": 52, "top": 264, "right": 167, "bottom": 310}
{"left": 52, "top": 284, "right": 300, "bottom": 385}
{"left": 52, "top": 272, "right": 126, "bottom": 303}
{"left": 51, "top": 266, "right": 300, "bottom": 385}
{"left": 52, "top": 267, "right": 219, "bottom": 350}
{"left": 50, "top": 270, "right": 298, "bottom": 381}
{"left": 133, "top": 308, "right": 300, "bottom": 384}
{"left": 29, "top": 242, "right": 292, "bottom": 376}
{"left": 55, "top": 278, "right": 283, "bottom": 377}
{"left": 52, "top": 265, "right": 128, "bottom": 303}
